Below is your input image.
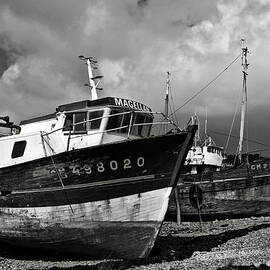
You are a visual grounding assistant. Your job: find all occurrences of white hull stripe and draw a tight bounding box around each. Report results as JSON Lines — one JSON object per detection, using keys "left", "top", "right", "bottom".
{"left": 0, "top": 187, "right": 173, "bottom": 222}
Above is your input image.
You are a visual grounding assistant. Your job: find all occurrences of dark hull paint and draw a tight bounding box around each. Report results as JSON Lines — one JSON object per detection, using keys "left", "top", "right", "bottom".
{"left": 168, "top": 159, "right": 270, "bottom": 221}
{"left": 0, "top": 219, "right": 161, "bottom": 259}
{"left": 0, "top": 132, "right": 194, "bottom": 207}
{"left": 0, "top": 127, "right": 197, "bottom": 258}
{"left": 0, "top": 174, "right": 172, "bottom": 208}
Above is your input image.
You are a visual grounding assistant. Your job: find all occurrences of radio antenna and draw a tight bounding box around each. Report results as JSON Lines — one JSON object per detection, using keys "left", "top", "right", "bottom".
{"left": 79, "top": 56, "right": 103, "bottom": 100}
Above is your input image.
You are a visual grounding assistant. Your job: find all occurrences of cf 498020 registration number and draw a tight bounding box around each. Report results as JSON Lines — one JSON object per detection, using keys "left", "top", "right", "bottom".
{"left": 49, "top": 157, "right": 145, "bottom": 178}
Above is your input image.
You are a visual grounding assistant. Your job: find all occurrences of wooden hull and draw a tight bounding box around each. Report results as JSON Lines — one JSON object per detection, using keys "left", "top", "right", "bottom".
{"left": 0, "top": 188, "right": 170, "bottom": 258}
{"left": 168, "top": 159, "right": 270, "bottom": 221}
{"left": 0, "top": 128, "right": 196, "bottom": 258}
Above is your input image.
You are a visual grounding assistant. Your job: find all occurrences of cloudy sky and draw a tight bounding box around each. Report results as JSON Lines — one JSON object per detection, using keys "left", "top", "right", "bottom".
{"left": 0, "top": 0, "right": 270, "bottom": 154}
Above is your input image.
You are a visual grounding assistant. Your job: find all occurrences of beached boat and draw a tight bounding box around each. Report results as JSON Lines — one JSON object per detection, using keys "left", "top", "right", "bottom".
{"left": 184, "top": 114, "right": 224, "bottom": 175}
{"left": 168, "top": 40, "right": 270, "bottom": 221}
{"left": 0, "top": 56, "right": 196, "bottom": 258}
{"left": 171, "top": 156, "right": 270, "bottom": 220}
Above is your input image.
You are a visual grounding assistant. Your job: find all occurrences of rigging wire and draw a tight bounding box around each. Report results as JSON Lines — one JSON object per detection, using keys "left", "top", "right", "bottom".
{"left": 169, "top": 83, "right": 179, "bottom": 125}
{"left": 245, "top": 85, "right": 249, "bottom": 163}
{"left": 168, "top": 102, "right": 175, "bottom": 123}
{"left": 208, "top": 129, "right": 270, "bottom": 149}
{"left": 169, "top": 53, "right": 242, "bottom": 117}
{"left": 224, "top": 91, "right": 241, "bottom": 154}
{"left": 169, "top": 101, "right": 179, "bottom": 125}
{"left": 243, "top": 148, "right": 270, "bottom": 154}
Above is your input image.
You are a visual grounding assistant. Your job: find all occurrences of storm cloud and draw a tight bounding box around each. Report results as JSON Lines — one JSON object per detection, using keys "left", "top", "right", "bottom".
{"left": 0, "top": 0, "right": 270, "bottom": 154}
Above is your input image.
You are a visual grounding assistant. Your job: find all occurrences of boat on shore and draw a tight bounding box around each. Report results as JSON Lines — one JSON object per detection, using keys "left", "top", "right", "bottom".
{"left": 183, "top": 114, "right": 224, "bottom": 175}
{"left": 168, "top": 40, "right": 270, "bottom": 221}
{"left": 171, "top": 155, "right": 270, "bottom": 221}
{"left": 0, "top": 56, "right": 196, "bottom": 258}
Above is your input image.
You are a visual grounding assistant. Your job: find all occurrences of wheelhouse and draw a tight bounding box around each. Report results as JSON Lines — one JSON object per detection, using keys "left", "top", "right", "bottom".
{"left": 61, "top": 105, "right": 153, "bottom": 138}
{"left": 0, "top": 97, "right": 157, "bottom": 168}
{"left": 58, "top": 97, "right": 154, "bottom": 142}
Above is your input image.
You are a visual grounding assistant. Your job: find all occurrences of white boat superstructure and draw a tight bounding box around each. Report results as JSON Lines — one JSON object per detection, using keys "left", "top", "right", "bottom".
{"left": 0, "top": 97, "right": 172, "bottom": 168}
{"left": 185, "top": 143, "right": 224, "bottom": 172}
{"left": 0, "top": 56, "right": 174, "bottom": 169}
{"left": 184, "top": 115, "right": 224, "bottom": 174}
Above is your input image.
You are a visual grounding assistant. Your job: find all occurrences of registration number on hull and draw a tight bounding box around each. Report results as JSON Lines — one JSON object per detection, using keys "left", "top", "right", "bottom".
{"left": 49, "top": 157, "right": 145, "bottom": 178}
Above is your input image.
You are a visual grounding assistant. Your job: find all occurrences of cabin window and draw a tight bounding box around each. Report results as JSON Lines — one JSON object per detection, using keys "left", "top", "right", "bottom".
{"left": 63, "top": 114, "right": 73, "bottom": 131}
{"left": 107, "top": 109, "right": 125, "bottom": 133}
{"left": 140, "top": 115, "right": 152, "bottom": 137}
{"left": 63, "top": 111, "right": 103, "bottom": 133}
{"left": 63, "top": 112, "right": 87, "bottom": 134}
{"left": 107, "top": 109, "right": 152, "bottom": 137}
{"left": 74, "top": 112, "right": 87, "bottom": 133}
{"left": 133, "top": 114, "right": 148, "bottom": 136}
{"left": 121, "top": 113, "right": 132, "bottom": 133}
{"left": 11, "top": 141, "right": 27, "bottom": 158}
{"left": 89, "top": 110, "right": 103, "bottom": 130}
{"left": 132, "top": 114, "right": 143, "bottom": 136}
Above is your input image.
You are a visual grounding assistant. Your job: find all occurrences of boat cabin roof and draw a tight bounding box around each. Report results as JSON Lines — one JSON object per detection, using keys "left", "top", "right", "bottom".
{"left": 20, "top": 97, "right": 152, "bottom": 125}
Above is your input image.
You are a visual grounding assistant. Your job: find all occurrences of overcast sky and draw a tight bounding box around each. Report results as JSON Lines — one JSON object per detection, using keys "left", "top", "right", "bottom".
{"left": 0, "top": 0, "right": 270, "bottom": 154}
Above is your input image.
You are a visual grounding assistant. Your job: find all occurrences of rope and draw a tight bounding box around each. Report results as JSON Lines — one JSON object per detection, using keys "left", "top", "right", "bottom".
{"left": 245, "top": 148, "right": 270, "bottom": 154}
{"left": 168, "top": 102, "right": 177, "bottom": 126}
{"left": 49, "top": 155, "right": 74, "bottom": 214}
{"left": 224, "top": 92, "right": 241, "bottom": 154}
{"left": 195, "top": 183, "right": 204, "bottom": 232}
{"left": 192, "top": 173, "right": 204, "bottom": 231}
{"left": 41, "top": 133, "right": 74, "bottom": 214}
{"left": 209, "top": 129, "right": 270, "bottom": 149}
{"left": 169, "top": 84, "right": 179, "bottom": 125}
{"left": 169, "top": 53, "right": 242, "bottom": 117}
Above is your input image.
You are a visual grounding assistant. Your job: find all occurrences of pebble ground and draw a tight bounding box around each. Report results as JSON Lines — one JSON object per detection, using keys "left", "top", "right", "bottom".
{"left": 1, "top": 217, "right": 270, "bottom": 270}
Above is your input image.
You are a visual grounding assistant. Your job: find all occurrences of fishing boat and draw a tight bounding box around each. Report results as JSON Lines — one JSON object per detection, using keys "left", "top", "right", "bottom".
{"left": 184, "top": 114, "right": 224, "bottom": 175}
{"left": 168, "top": 40, "right": 270, "bottom": 221}
{"left": 0, "top": 56, "right": 196, "bottom": 259}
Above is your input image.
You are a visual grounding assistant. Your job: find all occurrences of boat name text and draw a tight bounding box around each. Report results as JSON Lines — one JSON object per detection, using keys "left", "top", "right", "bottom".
{"left": 114, "top": 98, "right": 151, "bottom": 112}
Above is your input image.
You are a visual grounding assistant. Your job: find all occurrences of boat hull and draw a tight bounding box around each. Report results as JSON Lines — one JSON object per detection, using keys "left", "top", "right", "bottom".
{"left": 0, "top": 129, "right": 196, "bottom": 258}
{"left": 168, "top": 160, "right": 270, "bottom": 221}
{"left": 0, "top": 187, "right": 171, "bottom": 258}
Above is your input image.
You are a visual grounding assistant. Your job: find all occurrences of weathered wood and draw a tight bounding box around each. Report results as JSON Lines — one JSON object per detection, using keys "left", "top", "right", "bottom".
{"left": 167, "top": 158, "right": 270, "bottom": 221}
{"left": 0, "top": 129, "right": 197, "bottom": 258}
{"left": 0, "top": 190, "right": 166, "bottom": 258}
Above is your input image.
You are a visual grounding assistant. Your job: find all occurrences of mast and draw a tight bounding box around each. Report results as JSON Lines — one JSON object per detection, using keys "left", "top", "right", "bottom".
{"left": 193, "top": 113, "right": 199, "bottom": 147}
{"left": 79, "top": 56, "right": 103, "bottom": 100}
{"left": 237, "top": 39, "right": 249, "bottom": 162}
{"left": 164, "top": 70, "right": 181, "bottom": 225}
{"left": 204, "top": 107, "right": 208, "bottom": 144}
{"left": 164, "top": 71, "right": 171, "bottom": 118}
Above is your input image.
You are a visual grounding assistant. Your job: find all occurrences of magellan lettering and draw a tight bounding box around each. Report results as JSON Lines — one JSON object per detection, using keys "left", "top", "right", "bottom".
{"left": 114, "top": 98, "right": 123, "bottom": 107}
{"left": 114, "top": 98, "right": 151, "bottom": 112}
{"left": 123, "top": 100, "right": 128, "bottom": 107}
{"left": 127, "top": 100, "right": 134, "bottom": 109}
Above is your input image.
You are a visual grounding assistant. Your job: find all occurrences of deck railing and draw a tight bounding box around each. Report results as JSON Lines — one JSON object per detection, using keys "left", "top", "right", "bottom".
{"left": 41, "top": 110, "right": 182, "bottom": 152}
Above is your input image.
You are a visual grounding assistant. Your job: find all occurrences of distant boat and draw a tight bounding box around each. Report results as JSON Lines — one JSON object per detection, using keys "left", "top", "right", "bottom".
{"left": 168, "top": 40, "right": 270, "bottom": 221}
{"left": 184, "top": 114, "right": 224, "bottom": 175}
{"left": 0, "top": 56, "right": 196, "bottom": 258}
